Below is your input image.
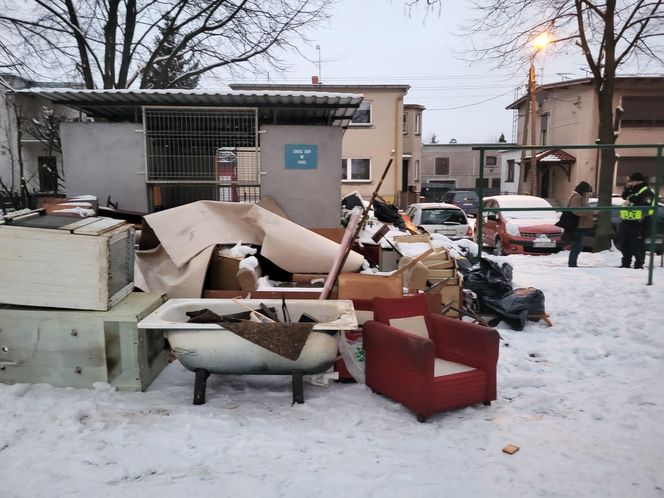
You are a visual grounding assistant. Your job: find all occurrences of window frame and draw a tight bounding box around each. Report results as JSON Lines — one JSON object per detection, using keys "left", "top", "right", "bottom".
{"left": 434, "top": 157, "right": 450, "bottom": 176}
{"left": 486, "top": 155, "right": 497, "bottom": 166}
{"left": 414, "top": 113, "right": 421, "bottom": 135}
{"left": 414, "top": 159, "right": 420, "bottom": 182}
{"left": 621, "top": 96, "right": 664, "bottom": 128}
{"left": 341, "top": 157, "right": 372, "bottom": 182}
{"left": 403, "top": 112, "right": 408, "bottom": 135}
{"left": 349, "top": 101, "right": 373, "bottom": 126}
{"left": 507, "top": 159, "right": 515, "bottom": 183}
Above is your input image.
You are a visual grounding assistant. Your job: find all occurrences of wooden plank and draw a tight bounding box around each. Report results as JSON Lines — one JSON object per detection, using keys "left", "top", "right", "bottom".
{"left": 58, "top": 217, "right": 104, "bottom": 232}
{"left": 73, "top": 217, "right": 127, "bottom": 235}
{"left": 204, "top": 289, "right": 329, "bottom": 299}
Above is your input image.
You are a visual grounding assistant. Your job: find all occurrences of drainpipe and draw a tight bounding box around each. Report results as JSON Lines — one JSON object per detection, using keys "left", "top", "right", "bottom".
{"left": 394, "top": 93, "right": 404, "bottom": 204}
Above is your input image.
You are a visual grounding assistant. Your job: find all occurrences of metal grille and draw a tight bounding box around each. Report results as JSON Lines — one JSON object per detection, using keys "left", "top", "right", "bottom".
{"left": 143, "top": 107, "right": 260, "bottom": 207}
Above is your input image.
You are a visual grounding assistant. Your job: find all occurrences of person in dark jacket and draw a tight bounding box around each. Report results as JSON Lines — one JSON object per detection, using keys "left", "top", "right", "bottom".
{"left": 566, "top": 181, "right": 594, "bottom": 267}
{"left": 619, "top": 172, "right": 656, "bottom": 269}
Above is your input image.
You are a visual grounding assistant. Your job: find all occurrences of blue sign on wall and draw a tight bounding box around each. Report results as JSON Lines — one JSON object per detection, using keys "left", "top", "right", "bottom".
{"left": 285, "top": 144, "right": 318, "bottom": 169}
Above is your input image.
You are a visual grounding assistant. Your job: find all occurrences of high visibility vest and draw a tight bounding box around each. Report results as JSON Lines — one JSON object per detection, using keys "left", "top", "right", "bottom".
{"left": 620, "top": 185, "right": 655, "bottom": 220}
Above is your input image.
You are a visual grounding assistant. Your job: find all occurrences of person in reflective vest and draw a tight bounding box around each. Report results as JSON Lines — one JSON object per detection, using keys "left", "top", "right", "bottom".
{"left": 619, "top": 172, "right": 656, "bottom": 269}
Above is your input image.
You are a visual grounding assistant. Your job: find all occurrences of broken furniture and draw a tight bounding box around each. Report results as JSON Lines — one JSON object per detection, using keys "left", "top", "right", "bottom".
{"left": 0, "top": 211, "right": 134, "bottom": 310}
{"left": 138, "top": 298, "right": 357, "bottom": 405}
{"left": 394, "top": 235, "right": 463, "bottom": 317}
{"left": 363, "top": 294, "right": 500, "bottom": 422}
{"left": 135, "top": 201, "right": 363, "bottom": 298}
{"left": 0, "top": 292, "right": 169, "bottom": 391}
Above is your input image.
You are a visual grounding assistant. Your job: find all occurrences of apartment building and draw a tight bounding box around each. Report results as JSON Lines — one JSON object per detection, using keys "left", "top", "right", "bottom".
{"left": 507, "top": 76, "right": 664, "bottom": 202}
{"left": 420, "top": 142, "right": 505, "bottom": 201}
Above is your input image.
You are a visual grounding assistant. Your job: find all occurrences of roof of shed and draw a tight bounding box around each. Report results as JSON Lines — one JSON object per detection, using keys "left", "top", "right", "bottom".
{"left": 16, "top": 87, "right": 363, "bottom": 126}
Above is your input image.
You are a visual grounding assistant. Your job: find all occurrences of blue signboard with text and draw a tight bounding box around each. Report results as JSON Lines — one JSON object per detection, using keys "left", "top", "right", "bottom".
{"left": 285, "top": 144, "right": 318, "bottom": 169}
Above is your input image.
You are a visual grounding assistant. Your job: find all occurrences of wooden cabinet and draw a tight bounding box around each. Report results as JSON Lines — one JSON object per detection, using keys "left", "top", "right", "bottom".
{"left": 0, "top": 293, "right": 168, "bottom": 391}
{"left": 0, "top": 213, "right": 134, "bottom": 310}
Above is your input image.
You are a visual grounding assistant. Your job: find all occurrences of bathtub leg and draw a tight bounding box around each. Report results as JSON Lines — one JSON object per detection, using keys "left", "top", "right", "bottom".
{"left": 292, "top": 370, "right": 304, "bottom": 405}
{"left": 193, "top": 368, "right": 210, "bottom": 405}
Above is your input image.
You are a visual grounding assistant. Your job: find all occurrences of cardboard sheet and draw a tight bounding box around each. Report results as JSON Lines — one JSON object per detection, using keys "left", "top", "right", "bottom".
{"left": 134, "top": 201, "right": 363, "bottom": 297}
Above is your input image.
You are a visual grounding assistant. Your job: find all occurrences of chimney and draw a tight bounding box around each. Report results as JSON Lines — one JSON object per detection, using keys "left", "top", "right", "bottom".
{"left": 311, "top": 75, "right": 319, "bottom": 85}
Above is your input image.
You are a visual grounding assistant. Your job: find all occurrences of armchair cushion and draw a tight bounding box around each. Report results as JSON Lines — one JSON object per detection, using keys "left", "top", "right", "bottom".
{"left": 389, "top": 315, "right": 429, "bottom": 339}
{"left": 434, "top": 358, "right": 476, "bottom": 377}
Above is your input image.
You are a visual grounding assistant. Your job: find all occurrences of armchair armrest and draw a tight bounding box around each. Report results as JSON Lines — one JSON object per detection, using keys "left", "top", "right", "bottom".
{"left": 363, "top": 320, "right": 435, "bottom": 396}
{"left": 428, "top": 314, "right": 500, "bottom": 372}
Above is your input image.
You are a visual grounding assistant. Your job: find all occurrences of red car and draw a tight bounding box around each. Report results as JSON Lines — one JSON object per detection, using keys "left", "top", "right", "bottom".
{"left": 479, "top": 195, "right": 564, "bottom": 255}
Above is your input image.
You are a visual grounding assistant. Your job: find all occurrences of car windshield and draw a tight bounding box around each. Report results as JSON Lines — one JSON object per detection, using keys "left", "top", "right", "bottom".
{"left": 494, "top": 197, "right": 557, "bottom": 220}
{"left": 454, "top": 192, "right": 478, "bottom": 202}
{"left": 421, "top": 209, "right": 466, "bottom": 225}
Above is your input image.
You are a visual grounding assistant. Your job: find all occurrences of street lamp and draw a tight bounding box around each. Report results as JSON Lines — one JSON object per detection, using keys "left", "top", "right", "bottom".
{"left": 527, "top": 32, "right": 550, "bottom": 196}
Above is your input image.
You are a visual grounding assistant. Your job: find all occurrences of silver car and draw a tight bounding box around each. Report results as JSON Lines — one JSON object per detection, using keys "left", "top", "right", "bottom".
{"left": 405, "top": 202, "right": 472, "bottom": 240}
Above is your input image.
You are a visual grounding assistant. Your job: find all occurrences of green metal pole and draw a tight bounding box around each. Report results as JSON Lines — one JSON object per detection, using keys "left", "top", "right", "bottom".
{"left": 477, "top": 149, "right": 485, "bottom": 256}
{"left": 647, "top": 146, "right": 662, "bottom": 286}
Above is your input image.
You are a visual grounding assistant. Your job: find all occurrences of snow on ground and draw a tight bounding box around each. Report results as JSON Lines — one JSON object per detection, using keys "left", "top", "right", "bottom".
{"left": 1, "top": 248, "right": 664, "bottom": 497}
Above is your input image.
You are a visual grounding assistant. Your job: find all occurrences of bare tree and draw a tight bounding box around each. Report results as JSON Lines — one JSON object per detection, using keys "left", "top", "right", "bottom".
{"left": 407, "top": 0, "right": 664, "bottom": 249}
{"left": 0, "top": 0, "right": 332, "bottom": 89}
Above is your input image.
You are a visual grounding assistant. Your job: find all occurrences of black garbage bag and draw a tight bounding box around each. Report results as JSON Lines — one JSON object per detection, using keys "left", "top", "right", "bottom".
{"left": 481, "top": 287, "right": 545, "bottom": 331}
{"left": 373, "top": 201, "right": 406, "bottom": 231}
{"left": 342, "top": 192, "right": 364, "bottom": 210}
{"left": 463, "top": 258, "right": 513, "bottom": 299}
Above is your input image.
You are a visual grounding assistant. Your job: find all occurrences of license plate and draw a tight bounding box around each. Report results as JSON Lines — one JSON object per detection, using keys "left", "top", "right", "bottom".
{"left": 436, "top": 229, "right": 457, "bottom": 236}
{"left": 533, "top": 240, "right": 555, "bottom": 248}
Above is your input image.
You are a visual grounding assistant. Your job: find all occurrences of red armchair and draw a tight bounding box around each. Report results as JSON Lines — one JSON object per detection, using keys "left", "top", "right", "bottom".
{"left": 363, "top": 294, "right": 500, "bottom": 422}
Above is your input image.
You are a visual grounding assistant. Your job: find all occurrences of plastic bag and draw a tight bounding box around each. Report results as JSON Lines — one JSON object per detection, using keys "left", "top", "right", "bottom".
{"left": 482, "top": 287, "right": 546, "bottom": 331}
{"left": 462, "top": 258, "right": 513, "bottom": 298}
{"left": 338, "top": 332, "right": 365, "bottom": 384}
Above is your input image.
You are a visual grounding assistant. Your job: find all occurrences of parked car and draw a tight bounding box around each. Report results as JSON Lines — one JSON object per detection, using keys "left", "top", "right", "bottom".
{"left": 479, "top": 195, "right": 564, "bottom": 255}
{"left": 586, "top": 196, "right": 664, "bottom": 253}
{"left": 405, "top": 202, "right": 473, "bottom": 240}
{"left": 439, "top": 190, "right": 479, "bottom": 217}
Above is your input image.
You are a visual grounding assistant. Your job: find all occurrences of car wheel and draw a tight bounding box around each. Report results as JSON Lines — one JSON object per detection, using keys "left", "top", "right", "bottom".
{"left": 494, "top": 237, "right": 504, "bottom": 256}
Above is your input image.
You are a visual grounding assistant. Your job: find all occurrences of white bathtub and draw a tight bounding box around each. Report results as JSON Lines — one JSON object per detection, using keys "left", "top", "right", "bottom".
{"left": 138, "top": 299, "right": 357, "bottom": 375}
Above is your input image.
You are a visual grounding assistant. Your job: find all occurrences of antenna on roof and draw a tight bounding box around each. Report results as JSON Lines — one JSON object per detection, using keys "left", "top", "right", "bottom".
{"left": 315, "top": 45, "right": 322, "bottom": 84}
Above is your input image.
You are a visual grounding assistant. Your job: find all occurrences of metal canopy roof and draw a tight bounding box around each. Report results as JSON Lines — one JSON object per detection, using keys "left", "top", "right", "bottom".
{"left": 16, "top": 88, "right": 363, "bottom": 126}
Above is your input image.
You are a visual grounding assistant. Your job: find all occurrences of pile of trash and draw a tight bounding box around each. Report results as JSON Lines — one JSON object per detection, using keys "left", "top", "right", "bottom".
{"left": 461, "top": 258, "right": 545, "bottom": 331}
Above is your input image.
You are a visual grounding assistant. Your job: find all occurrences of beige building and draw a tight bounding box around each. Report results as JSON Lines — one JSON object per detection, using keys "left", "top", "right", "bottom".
{"left": 420, "top": 143, "right": 505, "bottom": 201}
{"left": 230, "top": 83, "right": 424, "bottom": 206}
{"left": 507, "top": 76, "right": 664, "bottom": 202}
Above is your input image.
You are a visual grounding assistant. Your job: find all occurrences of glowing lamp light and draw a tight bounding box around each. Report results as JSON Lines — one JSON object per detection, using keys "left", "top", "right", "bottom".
{"left": 533, "top": 32, "right": 550, "bottom": 52}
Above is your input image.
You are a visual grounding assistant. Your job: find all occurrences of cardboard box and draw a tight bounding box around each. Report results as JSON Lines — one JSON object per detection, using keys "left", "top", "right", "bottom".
{"left": 206, "top": 250, "right": 243, "bottom": 290}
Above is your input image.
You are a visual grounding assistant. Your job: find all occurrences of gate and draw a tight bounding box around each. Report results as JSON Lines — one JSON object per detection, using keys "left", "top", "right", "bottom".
{"left": 143, "top": 107, "right": 260, "bottom": 210}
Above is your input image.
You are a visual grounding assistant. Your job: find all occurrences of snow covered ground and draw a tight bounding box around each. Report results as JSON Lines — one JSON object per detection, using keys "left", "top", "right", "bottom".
{"left": 1, "top": 248, "right": 664, "bottom": 498}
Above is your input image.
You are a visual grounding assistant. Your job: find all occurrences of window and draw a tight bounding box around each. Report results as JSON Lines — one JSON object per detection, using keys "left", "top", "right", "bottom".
{"left": 486, "top": 155, "right": 497, "bottom": 166}
{"left": 475, "top": 178, "right": 489, "bottom": 188}
{"left": 507, "top": 159, "right": 515, "bottom": 182}
{"left": 414, "top": 159, "right": 420, "bottom": 182}
{"left": 403, "top": 112, "right": 408, "bottom": 135}
{"left": 616, "top": 157, "right": 655, "bottom": 184}
{"left": 415, "top": 113, "right": 421, "bottom": 135}
{"left": 342, "top": 158, "right": 371, "bottom": 181}
{"left": 351, "top": 101, "right": 372, "bottom": 125}
{"left": 621, "top": 97, "right": 664, "bottom": 127}
{"left": 491, "top": 178, "right": 501, "bottom": 188}
{"left": 435, "top": 157, "right": 450, "bottom": 175}
{"left": 421, "top": 208, "right": 466, "bottom": 225}
{"left": 540, "top": 114, "right": 549, "bottom": 144}
{"left": 38, "top": 156, "right": 58, "bottom": 192}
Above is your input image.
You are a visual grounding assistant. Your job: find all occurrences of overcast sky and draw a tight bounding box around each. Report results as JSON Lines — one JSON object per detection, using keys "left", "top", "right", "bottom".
{"left": 229, "top": 0, "right": 593, "bottom": 144}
